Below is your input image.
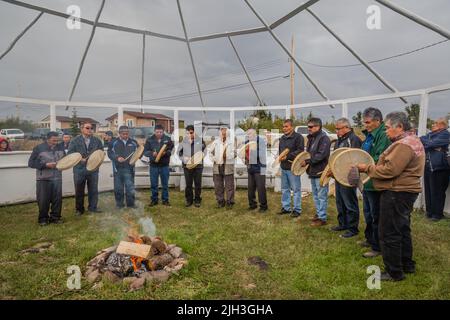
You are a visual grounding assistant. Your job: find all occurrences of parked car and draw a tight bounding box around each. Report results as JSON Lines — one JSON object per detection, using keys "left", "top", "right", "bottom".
{"left": 0, "top": 128, "right": 25, "bottom": 140}
{"left": 29, "top": 128, "right": 63, "bottom": 140}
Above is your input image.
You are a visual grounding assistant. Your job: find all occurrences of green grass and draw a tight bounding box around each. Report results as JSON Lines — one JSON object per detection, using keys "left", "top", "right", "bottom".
{"left": 0, "top": 189, "right": 449, "bottom": 300}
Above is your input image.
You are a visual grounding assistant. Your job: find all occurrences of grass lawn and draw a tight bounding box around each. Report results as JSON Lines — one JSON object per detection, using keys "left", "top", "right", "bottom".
{"left": 0, "top": 189, "right": 449, "bottom": 300}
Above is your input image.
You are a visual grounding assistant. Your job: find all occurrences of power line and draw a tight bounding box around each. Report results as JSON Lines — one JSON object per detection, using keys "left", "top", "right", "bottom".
{"left": 76, "top": 39, "right": 448, "bottom": 102}
{"left": 299, "top": 39, "right": 449, "bottom": 68}
{"left": 124, "top": 75, "right": 288, "bottom": 104}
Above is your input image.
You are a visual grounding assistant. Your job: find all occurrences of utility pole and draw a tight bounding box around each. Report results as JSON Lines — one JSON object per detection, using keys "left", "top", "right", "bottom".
{"left": 290, "top": 35, "right": 295, "bottom": 119}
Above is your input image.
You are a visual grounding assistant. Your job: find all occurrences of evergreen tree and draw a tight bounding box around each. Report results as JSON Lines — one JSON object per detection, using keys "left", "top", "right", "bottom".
{"left": 70, "top": 109, "right": 81, "bottom": 136}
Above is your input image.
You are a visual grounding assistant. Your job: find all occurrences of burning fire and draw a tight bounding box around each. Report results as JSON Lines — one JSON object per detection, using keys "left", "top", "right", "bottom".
{"left": 130, "top": 237, "right": 144, "bottom": 272}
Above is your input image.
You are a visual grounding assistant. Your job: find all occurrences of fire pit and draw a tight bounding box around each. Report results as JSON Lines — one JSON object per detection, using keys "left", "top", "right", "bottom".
{"left": 85, "top": 235, "right": 188, "bottom": 291}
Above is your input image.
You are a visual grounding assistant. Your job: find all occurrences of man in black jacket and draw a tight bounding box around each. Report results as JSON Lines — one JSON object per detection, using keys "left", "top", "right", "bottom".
{"left": 28, "top": 131, "right": 65, "bottom": 226}
{"left": 58, "top": 134, "right": 71, "bottom": 155}
{"left": 278, "top": 119, "right": 305, "bottom": 217}
{"left": 68, "top": 122, "right": 104, "bottom": 215}
{"left": 303, "top": 118, "right": 331, "bottom": 226}
{"left": 177, "top": 125, "right": 206, "bottom": 207}
{"left": 245, "top": 128, "right": 268, "bottom": 212}
{"left": 144, "top": 124, "right": 174, "bottom": 206}
{"left": 330, "top": 118, "right": 362, "bottom": 237}
{"left": 107, "top": 126, "right": 139, "bottom": 209}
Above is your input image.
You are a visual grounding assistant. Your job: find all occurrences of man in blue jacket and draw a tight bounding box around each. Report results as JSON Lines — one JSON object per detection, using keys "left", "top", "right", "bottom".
{"left": 28, "top": 131, "right": 65, "bottom": 226}
{"left": 68, "top": 122, "right": 104, "bottom": 215}
{"left": 108, "top": 126, "right": 139, "bottom": 209}
{"left": 144, "top": 124, "right": 174, "bottom": 207}
{"left": 245, "top": 128, "right": 268, "bottom": 212}
{"left": 420, "top": 118, "right": 450, "bottom": 221}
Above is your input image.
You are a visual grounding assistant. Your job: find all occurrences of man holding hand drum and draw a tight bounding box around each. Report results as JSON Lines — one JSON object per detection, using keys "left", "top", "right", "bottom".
{"left": 144, "top": 124, "right": 174, "bottom": 207}
{"left": 278, "top": 119, "right": 305, "bottom": 218}
{"left": 108, "top": 125, "right": 139, "bottom": 209}
{"left": 28, "top": 131, "right": 65, "bottom": 226}
{"left": 68, "top": 122, "right": 104, "bottom": 215}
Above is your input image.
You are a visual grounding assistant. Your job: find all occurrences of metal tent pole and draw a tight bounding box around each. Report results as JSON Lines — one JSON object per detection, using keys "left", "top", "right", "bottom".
{"left": 307, "top": 8, "right": 407, "bottom": 104}
{"left": 227, "top": 36, "right": 263, "bottom": 106}
{"left": 376, "top": 0, "right": 450, "bottom": 40}
{"left": 176, "top": 0, "right": 206, "bottom": 110}
{"left": 243, "top": 0, "right": 334, "bottom": 108}
{"left": 67, "top": 0, "right": 106, "bottom": 107}
{"left": 0, "top": 11, "right": 43, "bottom": 61}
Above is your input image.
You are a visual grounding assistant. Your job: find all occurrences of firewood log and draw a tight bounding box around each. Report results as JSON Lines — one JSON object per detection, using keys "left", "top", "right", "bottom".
{"left": 147, "top": 253, "right": 174, "bottom": 270}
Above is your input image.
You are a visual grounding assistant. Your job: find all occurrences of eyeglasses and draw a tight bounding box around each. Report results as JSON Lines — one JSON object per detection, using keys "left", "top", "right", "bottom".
{"left": 84, "top": 127, "right": 93, "bottom": 130}
{"left": 307, "top": 125, "right": 317, "bottom": 129}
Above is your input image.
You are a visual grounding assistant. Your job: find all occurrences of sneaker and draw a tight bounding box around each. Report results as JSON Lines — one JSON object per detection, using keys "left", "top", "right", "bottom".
{"left": 194, "top": 202, "right": 201, "bottom": 208}
{"left": 363, "top": 250, "right": 381, "bottom": 258}
{"left": 149, "top": 201, "right": 158, "bottom": 207}
{"left": 311, "top": 219, "right": 327, "bottom": 227}
{"left": 185, "top": 202, "right": 193, "bottom": 208}
{"left": 330, "top": 225, "right": 347, "bottom": 232}
{"left": 75, "top": 210, "right": 84, "bottom": 216}
{"left": 226, "top": 203, "right": 234, "bottom": 210}
{"left": 39, "top": 221, "right": 49, "bottom": 227}
{"left": 278, "top": 209, "right": 291, "bottom": 215}
{"left": 340, "top": 231, "right": 357, "bottom": 238}
{"left": 259, "top": 207, "right": 268, "bottom": 213}
{"left": 248, "top": 206, "right": 258, "bottom": 210}
{"left": 290, "top": 211, "right": 301, "bottom": 218}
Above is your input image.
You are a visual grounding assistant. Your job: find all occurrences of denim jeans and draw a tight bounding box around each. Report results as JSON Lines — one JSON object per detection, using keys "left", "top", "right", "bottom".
{"left": 281, "top": 169, "right": 302, "bottom": 212}
{"left": 150, "top": 165, "right": 170, "bottom": 203}
{"left": 335, "top": 182, "right": 360, "bottom": 234}
{"left": 113, "top": 167, "right": 135, "bottom": 208}
{"left": 363, "top": 190, "right": 381, "bottom": 252}
{"left": 310, "top": 177, "right": 328, "bottom": 221}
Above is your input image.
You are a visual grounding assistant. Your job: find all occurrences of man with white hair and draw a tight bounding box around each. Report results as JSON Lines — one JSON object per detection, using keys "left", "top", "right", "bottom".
{"left": 330, "top": 118, "right": 362, "bottom": 238}
{"left": 358, "top": 111, "right": 425, "bottom": 281}
{"left": 420, "top": 117, "right": 450, "bottom": 222}
{"left": 209, "top": 126, "right": 236, "bottom": 209}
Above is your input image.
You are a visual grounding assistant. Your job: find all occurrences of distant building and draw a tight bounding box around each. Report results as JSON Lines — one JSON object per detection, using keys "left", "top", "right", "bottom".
{"left": 40, "top": 116, "right": 100, "bottom": 132}
{"left": 105, "top": 111, "right": 175, "bottom": 133}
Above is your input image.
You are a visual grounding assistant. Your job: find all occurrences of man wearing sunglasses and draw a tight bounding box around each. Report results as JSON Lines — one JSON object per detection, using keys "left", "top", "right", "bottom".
{"left": 303, "top": 118, "right": 331, "bottom": 226}
{"left": 68, "top": 122, "right": 104, "bottom": 215}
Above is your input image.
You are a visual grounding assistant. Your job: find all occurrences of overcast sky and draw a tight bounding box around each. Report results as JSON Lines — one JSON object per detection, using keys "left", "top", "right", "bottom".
{"left": 0, "top": 0, "right": 449, "bottom": 126}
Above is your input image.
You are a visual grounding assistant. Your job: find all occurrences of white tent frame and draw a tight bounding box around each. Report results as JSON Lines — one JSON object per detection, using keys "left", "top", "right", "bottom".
{"left": 2, "top": 0, "right": 449, "bottom": 110}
